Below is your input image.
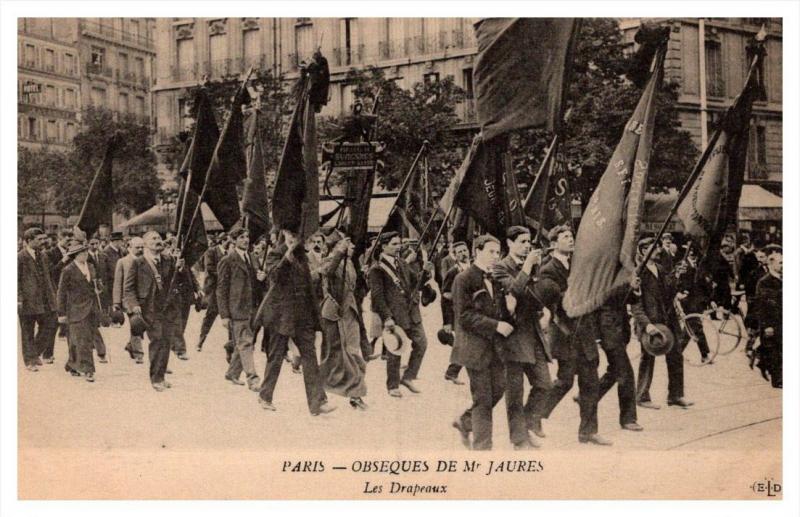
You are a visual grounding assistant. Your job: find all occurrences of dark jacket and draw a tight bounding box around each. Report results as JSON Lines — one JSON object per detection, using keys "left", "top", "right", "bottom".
{"left": 630, "top": 264, "right": 679, "bottom": 338}
{"left": 202, "top": 245, "right": 226, "bottom": 298}
{"left": 594, "top": 282, "right": 632, "bottom": 352}
{"left": 676, "top": 260, "right": 713, "bottom": 314}
{"left": 440, "top": 263, "right": 467, "bottom": 326}
{"left": 18, "top": 249, "right": 57, "bottom": 315}
{"left": 46, "top": 245, "right": 70, "bottom": 287}
{"left": 492, "top": 254, "right": 551, "bottom": 363}
{"left": 451, "top": 264, "right": 509, "bottom": 370}
{"left": 536, "top": 254, "right": 574, "bottom": 359}
{"left": 367, "top": 254, "right": 423, "bottom": 330}
{"left": 57, "top": 261, "right": 100, "bottom": 324}
{"left": 122, "top": 254, "right": 180, "bottom": 322}
{"left": 216, "top": 250, "right": 260, "bottom": 321}
{"left": 752, "top": 272, "right": 781, "bottom": 338}
{"left": 256, "top": 243, "right": 320, "bottom": 335}
{"left": 101, "top": 245, "right": 124, "bottom": 297}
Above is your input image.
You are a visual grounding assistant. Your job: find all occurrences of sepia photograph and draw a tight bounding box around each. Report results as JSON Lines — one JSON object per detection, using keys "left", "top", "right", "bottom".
{"left": 3, "top": 1, "right": 798, "bottom": 513}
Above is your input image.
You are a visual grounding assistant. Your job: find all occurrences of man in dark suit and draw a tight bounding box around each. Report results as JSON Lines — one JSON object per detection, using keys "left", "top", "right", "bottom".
{"left": 367, "top": 231, "right": 433, "bottom": 397}
{"left": 48, "top": 229, "right": 75, "bottom": 342}
{"left": 631, "top": 237, "right": 692, "bottom": 409}
{"left": 196, "top": 233, "right": 228, "bottom": 352}
{"left": 491, "top": 226, "right": 551, "bottom": 448}
{"left": 752, "top": 246, "right": 782, "bottom": 388}
{"left": 256, "top": 229, "right": 335, "bottom": 416}
{"left": 451, "top": 234, "right": 512, "bottom": 450}
{"left": 56, "top": 242, "right": 105, "bottom": 382}
{"left": 18, "top": 227, "right": 58, "bottom": 371}
{"left": 114, "top": 236, "right": 145, "bottom": 363}
{"left": 217, "top": 229, "right": 266, "bottom": 391}
{"left": 441, "top": 241, "right": 470, "bottom": 384}
{"left": 123, "top": 231, "right": 184, "bottom": 391}
{"left": 100, "top": 232, "right": 125, "bottom": 317}
{"left": 674, "top": 246, "right": 713, "bottom": 363}
{"left": 538, "top": 225, "right": 611, "bottom": 445}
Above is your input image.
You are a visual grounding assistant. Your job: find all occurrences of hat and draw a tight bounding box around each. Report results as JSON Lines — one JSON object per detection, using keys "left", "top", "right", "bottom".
{"left": 376, "top": 326, "right": 411, "bottom": 356}
{"left": 129, "top": 314, "right": 148, "bottom": 336}
{"left": 110, "top": 231, "right": 124, "bottom": 241}
{"left": 452, "top": 241, "right": 468, "bottom": 250}
{"left": 378, "top": 231, "right": 399, "bottom": 245}
{"left": 437, "top": 327, "right": 454, "bottom": 346}
{"left": 421, "top": 282, "right": 437, "bottom": 306}
{"left": 66, "top": 242, "right": 89, "bottom": 256}
{"left": 637, "top": 236, "right": 656, "bottom": 253}
{"left": 640, "top": 323, "right": 675, "bottom": 356}
{"left": 661, "top": 232, "right": 673, "bottom": 241}
{"left": 763, "top": 244, "right": 782, "bottom": 256}
{"left": 325, "top": 228, "right": 345, "bottom": 247}
{"left": 110, "top": 307, "right": 126, "bottom": 326}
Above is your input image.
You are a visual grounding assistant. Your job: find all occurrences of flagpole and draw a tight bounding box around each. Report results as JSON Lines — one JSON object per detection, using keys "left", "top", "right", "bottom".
{"left": 411, "top": 201, "right": 456, "bottom": 293}
{"left": 366, "top": 140, "right": 428, "bottom": 264}
{"left": 636, "top": 49, "right": 762, "bottom": 274}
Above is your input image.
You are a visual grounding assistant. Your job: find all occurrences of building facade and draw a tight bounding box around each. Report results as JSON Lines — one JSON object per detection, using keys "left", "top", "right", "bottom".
{"left": 152, "top": 18, "right": 480, "bottom": 187}
{"left": 17, "top": 17, "right": 156, "bottom": 152}
{"left": 621, "top": 18, "right": 783, "bottom": 189}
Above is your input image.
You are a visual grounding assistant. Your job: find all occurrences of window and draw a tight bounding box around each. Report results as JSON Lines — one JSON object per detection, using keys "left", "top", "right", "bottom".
{"left": 341, "top": 18, "right": 356, "bottom": 65}
{"left": 28, "top": 117, "right": 38, "bottom": 139}
{"left": 119, "top": 52, "right": 129, "bottom": 73}
{"left": 47, "top": 120, "right": 58, "bottom": 142}
{"left": 65, "top": 88, "right": 76, "bottom": 108}
{"left": 135, "top": 56, "right": 145, "bottom": 78}
{"left": 66, "top": 123, "right": 76, "bottom": 141}
{"left": 91, "top": 87, "right": 107, "bottom": 107}
{"left": 423, "top": 72, "right": 440, "bottom": 86}
{"left": 705, "top": 39, "right": 725, "bottom": 97}
{"left": 64, "top": 52, "right": 75, "bottom": 75}
{"left": 45, "top": 85, "right": 56, "bottom": 106}
{"left": 176, "top": 37, "right": 195, "bottom": 79}
{"left": 756, "top": 125, "right": 767, "bottom": 167}
{"left": 119, "top": 92, "right": 129, "bottom": 113}
{"left": 44, "top": 49, "right": 55, "bottom": 71}
{"left": 462, "top": 68, "right": 474, "bottom": 98}
{"left": 243, "top": 27, "right": 261, "bottom": 67}
{"left": 294, "top": 20, "right": 314, "bottom": 64}
{"left": 91, "top": 47, "right": 105, "bottom": 65}
{"left": 135, "top": 96, "right": 146, "bottom": 117}
{"left": 748, "top": 121, "right": 769, "bottom": 179}
{"left": 130, "top": 19, "right": 140, "bottom": 39}
{"left": 24, "top": 44, "right": 36, "bottom": 67}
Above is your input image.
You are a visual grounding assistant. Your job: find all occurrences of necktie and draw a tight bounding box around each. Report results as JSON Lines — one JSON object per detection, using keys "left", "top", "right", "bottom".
{"left": 483, "top": 271, "right": 494, "bottom": 298}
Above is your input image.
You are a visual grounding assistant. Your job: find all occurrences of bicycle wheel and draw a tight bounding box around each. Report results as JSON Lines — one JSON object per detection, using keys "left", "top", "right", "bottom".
{"left": 715, "top": 310, "right": 747, "bottom": 356}
{"left": 681, "top": 313, "right": 720, "bottom": 367}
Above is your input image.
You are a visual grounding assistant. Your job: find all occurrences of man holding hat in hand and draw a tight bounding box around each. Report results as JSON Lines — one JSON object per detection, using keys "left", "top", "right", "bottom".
{"left": 56, "top": 242, "right": 106, "bottom": 382}
{"left": 367, "top": 231, "right": 434, "bottom": 397}
{"left": 631, "top": 237, "right": 692, "bottom": 410}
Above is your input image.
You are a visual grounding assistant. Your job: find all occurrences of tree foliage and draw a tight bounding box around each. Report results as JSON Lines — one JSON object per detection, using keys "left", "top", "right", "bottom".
{"left": 510, "top": 19, "right": 700, "bottom": 202}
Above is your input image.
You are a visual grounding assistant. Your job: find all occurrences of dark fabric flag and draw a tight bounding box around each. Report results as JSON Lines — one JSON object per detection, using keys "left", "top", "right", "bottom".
{"left": 438, "top": 135, "right": 508, "bottom": 239}
{"left": 677, "top": 51, "right": 760, "bottom": 272}
{"left": 76, "top": 134, "right": 120, "bottom": 238}
{"left": 381, "top": 204, "right": 421, "bottom": 241}
{"left": 174, "top": 178, "right": 208, "bottom": 268}
{"left": 563, "top": 49, "right": 664, "bottom": 318}
{"left": 524, "top": 147, "right": 573, "bottom": 243}
{"left": 473, "top": 18, "right": 580, "bottom": 141}
{"left": 301, "top": 96, "right": 320, "bottom": 239}
{"left": 200, "top": 87, "right": 248, "bottom": 230}
{"left": 180, "top": 89, "right": 219, "bottom": 195}
{"left": 242, "top": 112, "right": 270, "bottom": 242}
{"left": 271, "top": 83, "right": 308, "bottom": 235}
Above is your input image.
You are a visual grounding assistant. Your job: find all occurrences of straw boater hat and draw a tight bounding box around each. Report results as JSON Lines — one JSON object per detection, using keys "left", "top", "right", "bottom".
{"left": 375, "top": 325, "right": 411, "bottom": 356}
{"left": 640, "top": 323, "right": 675, "bottom": 356}
{"left": 66, "top": 242, "right": 89, "bottom": 257}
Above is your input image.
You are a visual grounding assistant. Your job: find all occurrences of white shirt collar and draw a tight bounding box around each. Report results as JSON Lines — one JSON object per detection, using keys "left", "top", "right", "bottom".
{"left": 26, "top": 246, "right": 37, "bottom": 260}
{"left": 235, "top": 248, "right": 249, "bottom": 262}
{"left": 646, "top": 262, "right": 659, "bottom": 277}
{"left": 552, "top": 251, "right": 570, "bottom": 271}
{"left": 144, "top": 250, "right": 161, "bottom": 263}
{"left": 380, "top": 253, "right": 396, "bottom": 266}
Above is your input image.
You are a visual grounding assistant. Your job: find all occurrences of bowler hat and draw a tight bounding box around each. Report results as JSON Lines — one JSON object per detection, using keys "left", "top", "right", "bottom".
{"left": 110, "top": 231, "right": 124, "bottom": 241}
{"left": 376, "top": 326, "right": 411, "bottom": 356}
{"left": 640, "top": 323, "right": 675, "bottom": 356}
{"left": 110, "top": 307, "right": 126, "bottom": 326}
{"left": 129, "top": 314, "right": 148, "bottom": 336}
{"left": 437, "top": 327, "right": 454, "bottom": 346}
{"left": 378, "top": 231, "right": 399, "bottom": 245}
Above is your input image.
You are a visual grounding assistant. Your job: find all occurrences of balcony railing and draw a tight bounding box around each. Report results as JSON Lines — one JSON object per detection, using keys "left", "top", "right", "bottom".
{"left": 86, "top": 62, "right": 113, "bottom": 77}
{"left": 457, "top": 98, "right": 477, "bottom": 124}
{"left": 80, "top": 20, "right": 154, "bottom": 50}
{"left": 172, "top": 63, "right": 199, "bottom": 82}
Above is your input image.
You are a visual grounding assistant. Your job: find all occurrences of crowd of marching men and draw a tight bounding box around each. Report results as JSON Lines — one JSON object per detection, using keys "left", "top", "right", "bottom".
{"left": 18, "top": 218, "right": 782, "bottom": 449}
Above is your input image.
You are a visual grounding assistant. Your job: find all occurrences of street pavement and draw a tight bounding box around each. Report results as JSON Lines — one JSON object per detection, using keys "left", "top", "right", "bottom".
{"left": 19, "top": 301, "right": 781, "bottom": 454}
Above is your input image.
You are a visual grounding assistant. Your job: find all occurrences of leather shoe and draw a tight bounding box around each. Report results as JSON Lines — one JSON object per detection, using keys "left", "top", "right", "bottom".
{"left": 98, "top": 356, "right": 108, "bottom": 364}
{"left": 85, "top": 372, "right": 95, "bottom": 383}
{"left": 312, "top": 402, "right": 337, "bottom": 416}
{"left": 637, "top": 400, "right": 661, "bottom": 410}
{"left": 514, "top": 438, "right": 539, "bottom": 450}
{"left": 25, "top": 364, "right": 39, "bottom": 372}
{"left": 445, "top": 375, "right": 465, "bottom": 385}
{"left": 43, "top": 357, "right": 54, "bottom": 364}
{"left": 667, "top": 397, "right": 694, "bottom": 408}
{"left": 162, "top": 380, "right": 172, "bottom": 389}
{"left": 401, "top": 379, "right": 421, "bottom": 393}
{"left": 622, "top": 422, "right": 644, "bottom": 432}
{"left": 70, "top": 370, "right": 81, "bottom": 377}
{"left": 152, "top": 382, "right": 166, "bottom": 392}
{"left": 452, "top": 421, "right": 471, "bottom": 449}
{"left": 177, "top": 352, "right": 189, "bottom": 361}
{"left": 579, "top": 434, "right": 613, "bottom": 446}
{"left": 388, "top": 388, "right": 403, "bottom": 398}
{"left": 350, "top": 398, "right": 368, "bottom": 410}
{"left": 259, "top": 399, "right": 276, "bottom": 411}
{"left": 247, "top": 377, "right": 261, "bottom": 392}
{"left": 135, "top": 357, "right": 144, "bottom": 364}
{"left": 35, "top": 357, "right": 43, "bottom": 366}
{"left": 528, "top": 417, "right": 546, "bottom": 438}
{"left": 225, "top": 375, "right": 245, "bottom": 386}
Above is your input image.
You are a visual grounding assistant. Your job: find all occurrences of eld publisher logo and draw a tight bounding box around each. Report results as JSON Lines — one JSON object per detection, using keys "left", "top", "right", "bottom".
{"left": 750, "top": 479, "right": 781, "bottom": 497}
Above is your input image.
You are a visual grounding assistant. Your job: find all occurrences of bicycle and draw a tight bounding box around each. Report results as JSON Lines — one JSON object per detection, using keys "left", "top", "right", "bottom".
{"left": 680, "top": 306, "right": 746, "bottom": 366}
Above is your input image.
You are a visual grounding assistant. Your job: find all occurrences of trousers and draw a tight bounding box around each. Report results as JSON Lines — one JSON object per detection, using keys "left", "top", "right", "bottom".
{"left": 637, "top": 338, "right": 684, "bottom": 402}
{"left": 597, "top": 344, "right": 638, "bottom": 426}
{"left": 260, "top": 328, "right": 325, "bottom": 413}
{"left": 19, "top": 312, "right": 57, "bottom": 365}
{"left": 226, "top": 319, "right": 257, "bottom": 380}
{"left": 386, "top": 322, "right": 427, "bottom": 390}
{"left": 459, "top": 357, "right": 505, "bottom": 450}
{"left": 540, "top": 341, "right": 600, "bottom": 438}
